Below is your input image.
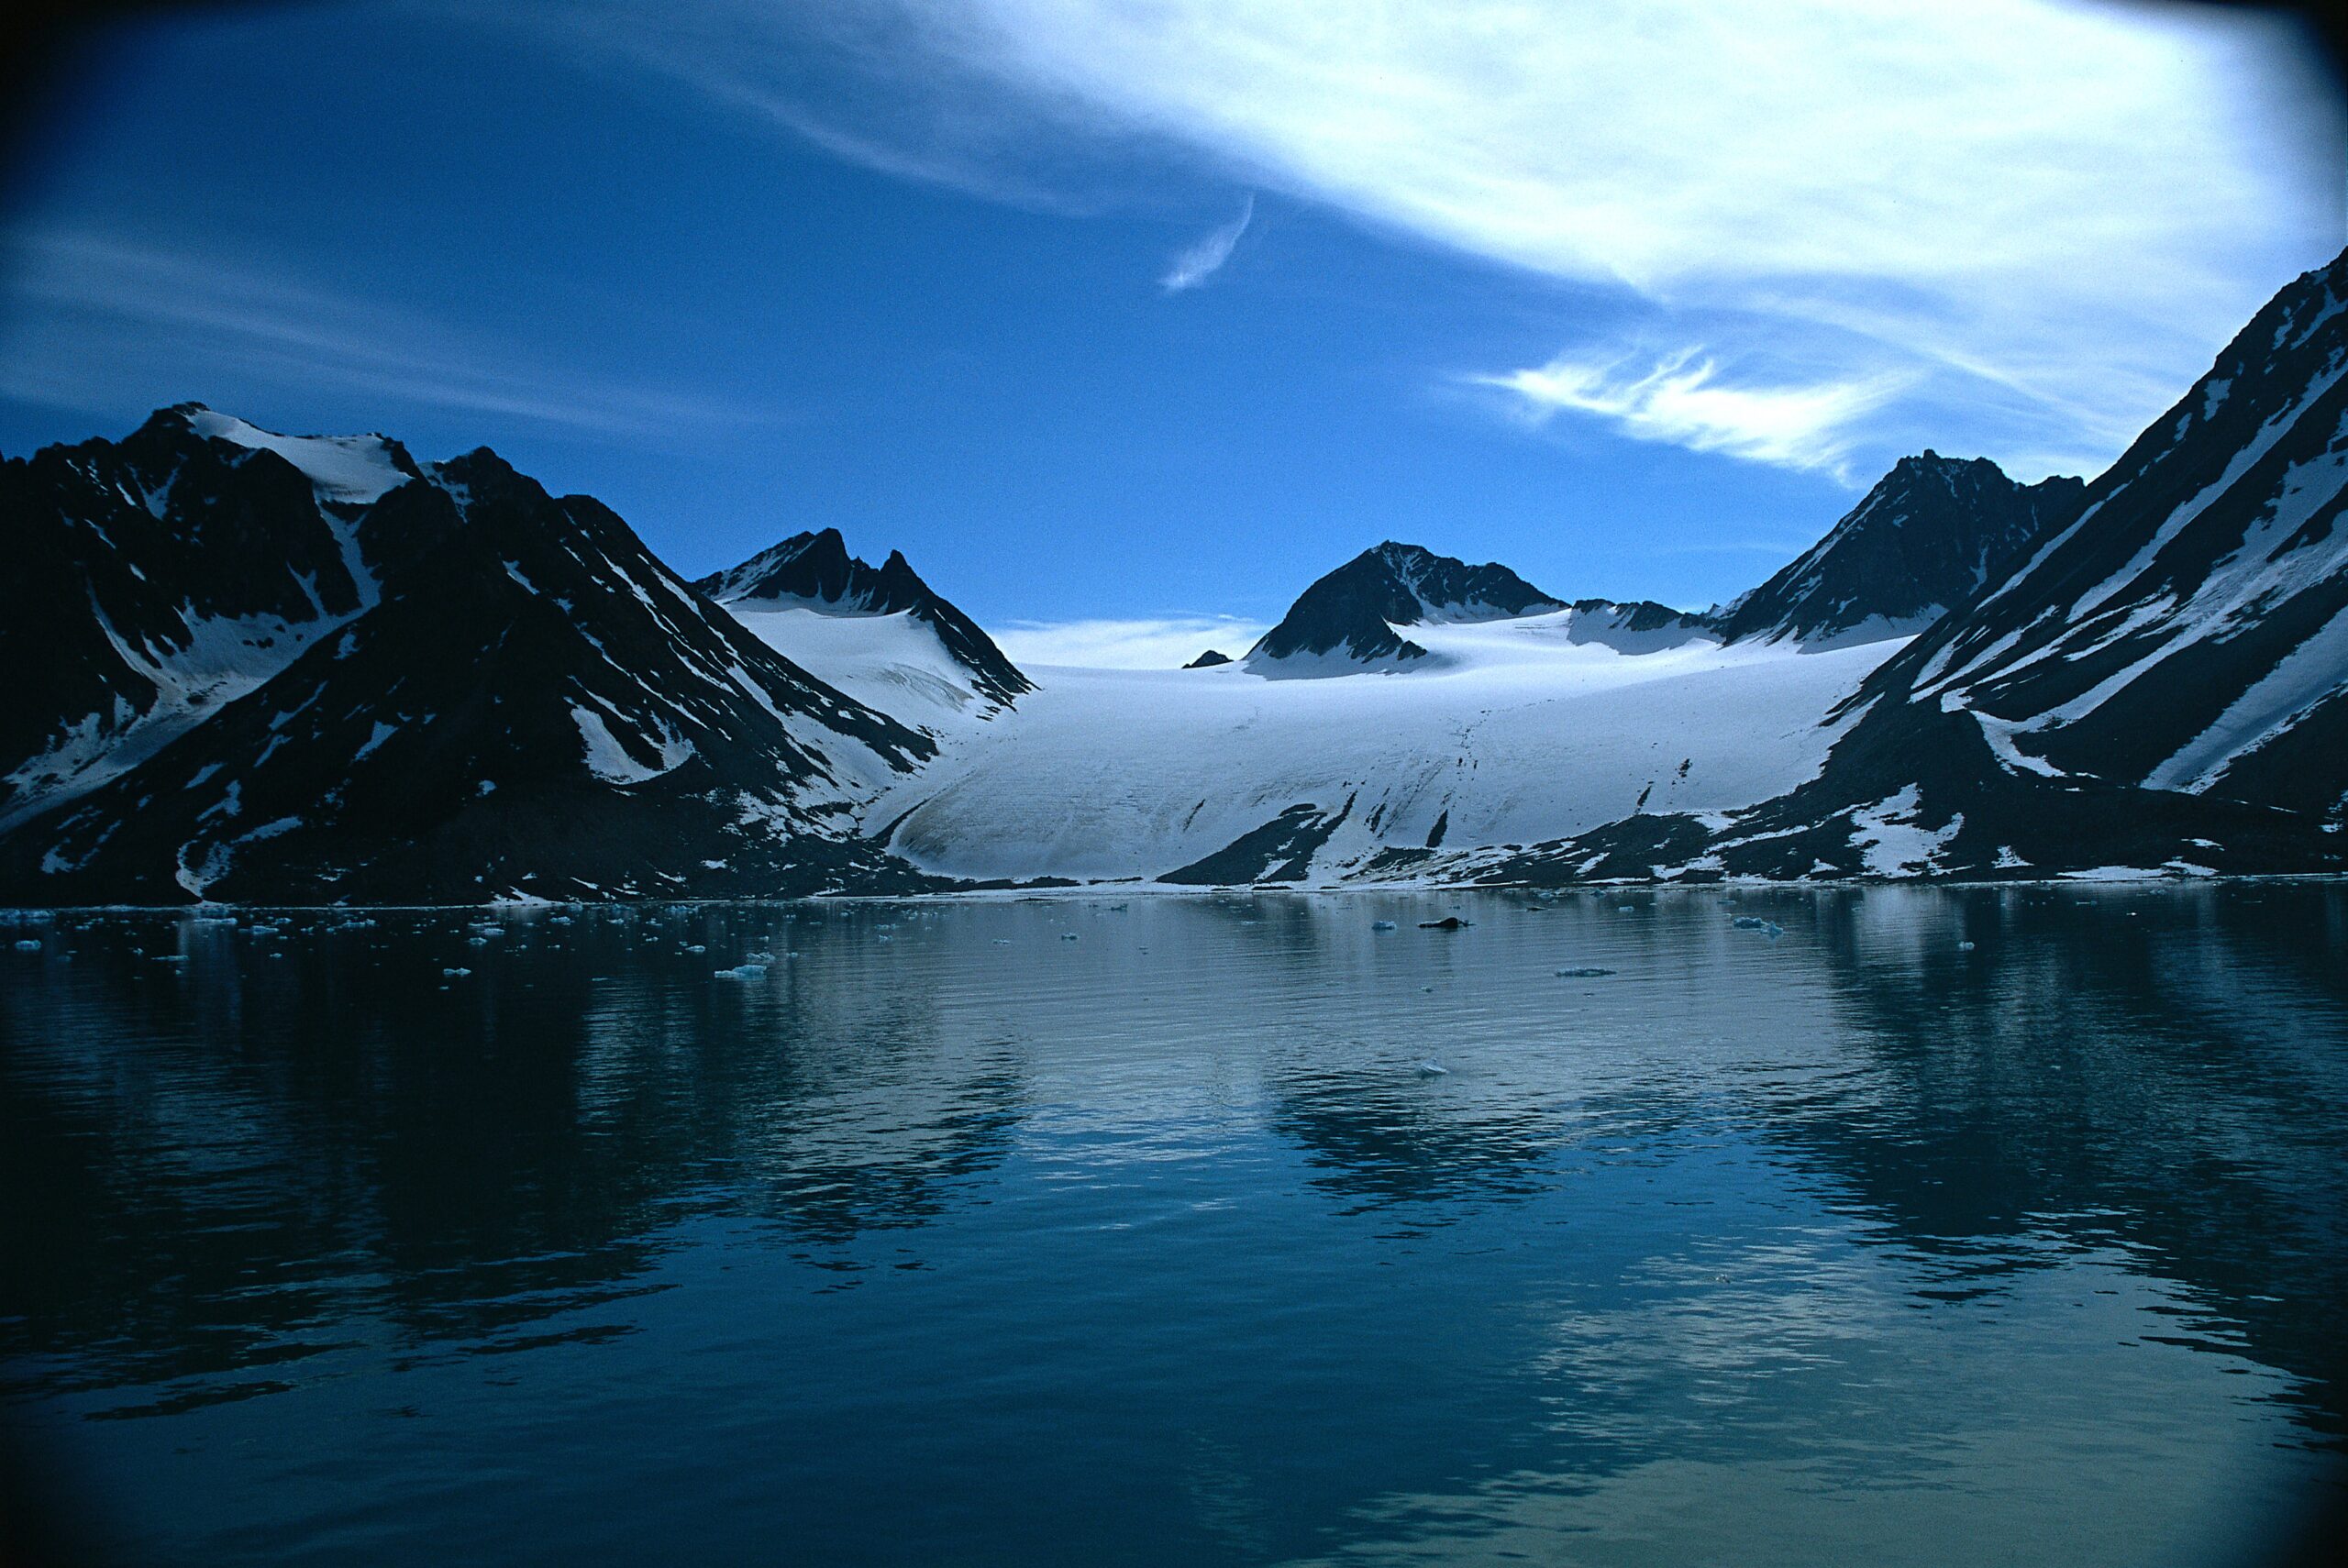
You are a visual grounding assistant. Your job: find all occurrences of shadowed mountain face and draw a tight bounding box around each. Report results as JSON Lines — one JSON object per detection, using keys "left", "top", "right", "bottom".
{"left": 1713, "top": 454, "right": 2088, "bottom": 648}
{"left": 695, "top": 529, "right": 1032, "bottom": 708}
{"left": 0, "top": 404, "right": 415, "bottom": 819}
{"left": 1247, "top": 542, "right": 1564, "bottom": 667}
{"left": 0, "top": 410, "right": 939, "bottom": 904}
{"left": 1246, "top": 541, "right": 1707, "bottom": 671}
{"left": 1479, "top": 248, "right": 2348, "bottom": 885}
{"left": 1755, "top": 247, "right": 2348, "bottom": 863}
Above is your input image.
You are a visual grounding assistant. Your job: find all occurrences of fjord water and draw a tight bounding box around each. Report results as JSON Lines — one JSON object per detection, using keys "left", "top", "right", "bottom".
{"left": 4, "top": 887, "right": 2344, "bottom": 1566}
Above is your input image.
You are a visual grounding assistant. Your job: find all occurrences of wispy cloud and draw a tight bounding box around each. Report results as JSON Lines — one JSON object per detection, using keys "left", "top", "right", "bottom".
{"left": 0, "top": 228, "right": 773, "bottom": 440}
{"left": 1160, "top": 194, "right": 1253, "bottom": 292}
{"left": 1476, "top": 348, "right": 1905, "bottom": 478}
{"left": 991, "top": 614, "right": 1268, "bottom": 668}
{"left": 526, "top": 0, "right": 2343, "bottom": 477}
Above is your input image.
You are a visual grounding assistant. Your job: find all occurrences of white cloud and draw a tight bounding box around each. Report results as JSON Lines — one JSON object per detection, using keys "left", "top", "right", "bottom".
{"left": 991, "top": 615, "right": 1268, "bottom": 668}
{"left": 533, "top": 0, "right": 2344, "bottom": 476}
{"left": 1160, "top": 194, "right": 1253, "bottom": 292}
{"left": 1477, "top": 348, "right": 1905, "bottom": 477}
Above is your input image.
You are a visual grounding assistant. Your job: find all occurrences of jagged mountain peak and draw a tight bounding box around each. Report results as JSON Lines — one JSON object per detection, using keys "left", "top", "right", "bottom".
{"left": 0, "top": 409, "right": 944, "bottom": 901}
{"left": 1248, "top": 541, "right": 1563, "bottom": 668}
{"left": 1249, "top": 541, "right": 1713, "bottom": 671}
{"left": 1712, "top": 450, "right": 2087, "bottom": 649}
{"left": 138, "top": 402, "right": 426, "bottom": 507}
{"left": 697, "top": 531, "right": 1032, "bottom": 709}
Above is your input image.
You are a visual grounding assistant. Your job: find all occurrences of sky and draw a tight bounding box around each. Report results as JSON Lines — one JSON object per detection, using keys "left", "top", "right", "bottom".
{"left": 0, "top": 0, "right": 2341, "bottom": 664}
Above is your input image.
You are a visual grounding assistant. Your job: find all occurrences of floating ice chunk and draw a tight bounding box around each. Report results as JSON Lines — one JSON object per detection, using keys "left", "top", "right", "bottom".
{"left": 1416, "top": 1061, "right": 1449, "bottom": 1077}
{"left": 1418, "top": 916, "right": 1469, "bottom": 930}
{"left": 1957, "top": 940, "right": 1977, "bottom": 951}
{"left": 685, "top": 944, "right": 707, "bottom": 954}
{"left": 1371, "top": 920, "right": 1398, "bottom": 931}
{"left": 1556, "top": 966, "right": 1616, "bottom": 977}
{"left": 1060, "top": 933, "right": 1079, "bottom": 942}
{"left": 1616, "top": 905, "right": 1636, "bottom": 914}
{"left": 441, "top": 966, "right": 471, "bottom": 977}
{"left": 714, "top": 963, "right": 769, "bottom": 980}
{"left": 11, "top": 939, "right": 39, "bottom": 952}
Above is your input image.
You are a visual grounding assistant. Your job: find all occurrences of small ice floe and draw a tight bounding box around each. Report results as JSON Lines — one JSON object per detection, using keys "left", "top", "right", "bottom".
{"left": 1957, "top": 940, "right": 1977, "bottom": 951}
{"left": 1615, "top": 904, "right": 1636, "bottom": 914}
{"left": 1556, "top": 966, "right": 1616, "bottom": 977}
{"left": 714, "top": 963, "right": 769, "bottom": 980}
{"left": 685, "top": 944, "right": 707, "bottom": 954}
{"left": 1060, "top": 933, "right": 1079, "bottom": 942}
{"left": 12, "top": 939, "right": 39, "bottom": 952}
{"left": 1418, "top": 916, "right": 1470, "bottom": 931}
{"left": 1371, "top": 920, "right": 1398, "bottom": 931}
{"left": 441, "top": 966, "right": 471, "bottom": 977}
{"left": 1416, "top": 1061, "right": 1449, "bottom": 1077}
{"left": 1731, "top": 916, "right": 1784, "bottom": 937}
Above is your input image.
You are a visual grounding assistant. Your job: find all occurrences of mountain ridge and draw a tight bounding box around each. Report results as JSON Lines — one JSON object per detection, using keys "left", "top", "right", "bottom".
{"left": 694, "top": 528, "right": 1031, "bottom": 709}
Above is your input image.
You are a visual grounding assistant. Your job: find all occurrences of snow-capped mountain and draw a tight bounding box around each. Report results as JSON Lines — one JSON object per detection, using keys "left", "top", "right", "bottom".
{"left": 0, "top": 404, "right": 414, "bottom": 820}
{"left": 1246, "top": 541, "right": 1707, "bottom": 672}
{"left": 695, "top": 528, "right": 1031, "bottom": 723}
{"left": 1479, "top": 249, "right": 2348, "bottom": 883}
{"left": 1711, "top": 453, "right": 2086, "bottom": 648}
{"left": 0, "top": 408, "right": 940, "bottom": 902}
{"left": 7, "top": 249, "right": 2344, "bottom": 904}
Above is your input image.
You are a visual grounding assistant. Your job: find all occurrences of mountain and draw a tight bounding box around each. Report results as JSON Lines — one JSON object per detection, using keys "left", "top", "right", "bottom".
{"left": 1246, "top": 541, "right": 1707, "bottom": 672}
{"left": 1712, "top": 453, "right": 2088, "bottom": 648}
{"left": 1184, "top": 649, "right": 1234, "bottom": 668}
{"left": 1485, "top": 248, "right": 2348, "bottom": 883}
{"left": 0, "top": 404, "right": 413, "bottom": 820}
{"left": 694, "top": 528, "right": 1031, "bottom": 718}
{"left": 0, "top": 407, "right": 941, "bottom": 903}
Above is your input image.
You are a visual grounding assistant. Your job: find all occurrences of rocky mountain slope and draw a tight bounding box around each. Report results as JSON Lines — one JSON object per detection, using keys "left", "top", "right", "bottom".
{"left": 695, "top": 528, "right": 1031, "bottom": 715}
{"left": 1246, "top": 541, "right": 1707, "bottom": 672}
{"left": 1475, "top": 250, "right": 2348, "bottom": 883}
{"left": 0, "top": 408, "right": 940, "bottom": 902}
{"left": 1711, "top": 453, "right": 2087, "bottom": 647}
{"left": 6, "top": 250, "right": 2343, "bottom": 903}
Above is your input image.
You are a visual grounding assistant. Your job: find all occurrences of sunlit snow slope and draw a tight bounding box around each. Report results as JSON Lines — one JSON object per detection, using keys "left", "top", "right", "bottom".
{"left": 872, "top": 615, "right": 1898, "bottom": 883}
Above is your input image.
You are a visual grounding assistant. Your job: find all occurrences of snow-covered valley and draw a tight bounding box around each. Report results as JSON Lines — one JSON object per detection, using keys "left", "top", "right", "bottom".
{"left": 847, "top": 620, "right": 1898, "bottom": 883}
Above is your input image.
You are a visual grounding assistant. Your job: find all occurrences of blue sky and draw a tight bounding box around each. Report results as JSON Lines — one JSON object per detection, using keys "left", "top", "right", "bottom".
{"left": 0, "top": 1, "right": 2340, "bottom": 660}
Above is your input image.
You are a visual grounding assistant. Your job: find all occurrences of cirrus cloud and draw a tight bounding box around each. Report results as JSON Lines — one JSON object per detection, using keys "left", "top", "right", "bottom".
{"left": 515, "top": 0, "right": 2344, "bottom": 477}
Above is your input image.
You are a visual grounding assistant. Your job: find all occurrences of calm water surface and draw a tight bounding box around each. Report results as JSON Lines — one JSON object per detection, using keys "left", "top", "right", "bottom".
{"left": 4, "top": 885, "right": 2345, "bottom": 1566}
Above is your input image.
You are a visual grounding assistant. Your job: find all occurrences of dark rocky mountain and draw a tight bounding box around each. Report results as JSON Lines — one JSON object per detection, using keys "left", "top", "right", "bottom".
{"left": 1246, "top": 541, "right": 1708, "bottom": 672}
{"left": 694, "top": 528, "right": 1031, "bottom": 708}
{"left": 1480, "top": 247, "right": 2348, "bottom": 883}
{"left": 1184, "top": 649, "right": 1234, "bottom": 668}
{"left": 0, "top": 409, "right": 942, "bottom": 903}
{"left": 1713, "top": 453, "right": 2088, "bottom": 647}
{"left": 1248, "top": 542, "right": 1559, "bottom": 668}
{"left": 0, "top": 403, "right": 415, "bottom": 821}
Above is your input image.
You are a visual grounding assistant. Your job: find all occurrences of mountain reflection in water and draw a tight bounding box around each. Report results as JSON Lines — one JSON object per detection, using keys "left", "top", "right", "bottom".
{"left": 3, "top": 885, "right": 2343, "bottom": 1566}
